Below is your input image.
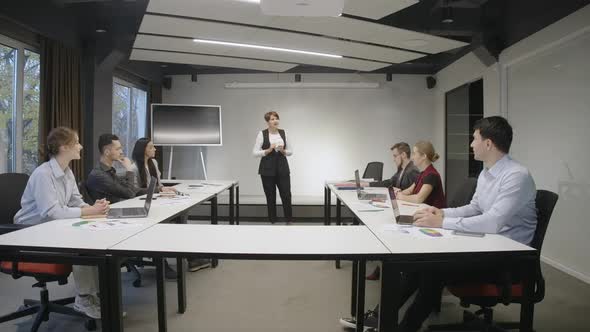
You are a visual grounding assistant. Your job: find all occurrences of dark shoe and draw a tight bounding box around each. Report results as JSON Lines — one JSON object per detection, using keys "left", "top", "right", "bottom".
{"left": 188, "top": 258, "right": 211, "bottom": 272}
{"left": 366, "top": 266, "right": 381, "bottom": 280}
{"left": 338, "top": 309, "right": 378, "bottom": 330}
{"left": 165, "top": 261, "right": 177, "bottom": 280}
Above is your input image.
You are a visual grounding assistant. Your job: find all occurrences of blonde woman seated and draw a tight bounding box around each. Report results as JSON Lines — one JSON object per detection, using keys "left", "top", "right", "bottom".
{"left": 395, "top": 141, "right": 446, "bottom": 209}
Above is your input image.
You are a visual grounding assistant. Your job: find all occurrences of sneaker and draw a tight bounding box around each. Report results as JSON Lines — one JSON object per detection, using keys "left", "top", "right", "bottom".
{"left": 74, "top": 295, "right": 101, "bottom": 319}
{"left": 339, "top": 309, "right": 378, "bottom": 330}
{"left": 188, "top": 258, "right": 211, "bottom": 272}
{"left": 92, "top": 294, "right": 127, "bottom": 318}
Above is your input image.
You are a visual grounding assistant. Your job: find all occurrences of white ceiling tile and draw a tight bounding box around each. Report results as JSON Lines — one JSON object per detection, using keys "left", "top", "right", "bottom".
{"left": 133, "top": 34, "right": 391, "bottom": 71}
{"left": 145, "top": 0, "right": 468, "bottom": 54}
{"left": 139, "top": 14, "right": 424, "bottom": 64}
{"left": 130, "top": 48, "right": 297, "bottom": 72}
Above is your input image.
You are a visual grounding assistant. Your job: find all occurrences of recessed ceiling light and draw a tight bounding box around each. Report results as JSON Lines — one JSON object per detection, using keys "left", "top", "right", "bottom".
{"left": 95, "top": 28, "right": 107, "bottom": 33}
{"left": 234, "top": 0, "right": 260, "bottom": 3}
{"left": 403, "top": 39, "right": 428, "bottom": 47}
{"left": 192, "top": 38, "right": 342, "bottom": 58}
{"left": 160, "top": 64, "right": 168, "bottom": 68}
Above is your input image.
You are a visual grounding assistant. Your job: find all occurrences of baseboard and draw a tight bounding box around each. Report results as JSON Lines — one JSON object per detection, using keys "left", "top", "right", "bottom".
{"left": 541, "top": 255, "right": 590, "bottom": 284}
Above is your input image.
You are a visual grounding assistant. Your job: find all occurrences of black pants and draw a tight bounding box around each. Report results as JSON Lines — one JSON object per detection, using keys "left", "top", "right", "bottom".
{"left": 400, "top": 268, "right": 517, "bottom": 332}
{"left": 261, "top": 174, "right": 292, "bottom": 223}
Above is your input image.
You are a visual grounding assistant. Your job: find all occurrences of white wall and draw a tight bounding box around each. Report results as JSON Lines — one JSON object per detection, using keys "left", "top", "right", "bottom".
{"left": 499, "top": 5, "right": 590, "bottom": 283}
{"left": 162, "top": 73, "right": 435, "bottom": 197}
{"left": 434, "top": 4, "right": 590, "bottom": 283}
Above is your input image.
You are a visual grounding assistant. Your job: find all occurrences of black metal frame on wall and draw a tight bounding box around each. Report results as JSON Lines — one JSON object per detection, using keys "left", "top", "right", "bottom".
{"left": 444, "top": 78, "right": 484, "bottom": 196}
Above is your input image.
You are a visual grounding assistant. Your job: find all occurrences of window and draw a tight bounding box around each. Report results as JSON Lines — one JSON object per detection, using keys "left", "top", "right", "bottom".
{"left": 112, "top": 78, "right": 147, "bottom": 157}
{"left": 0, "top": 35, "right": 40, "bottom": 174}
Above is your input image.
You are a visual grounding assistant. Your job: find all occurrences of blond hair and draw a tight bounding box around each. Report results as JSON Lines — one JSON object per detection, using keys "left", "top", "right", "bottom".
{"left": 414, "top": 141, "right": 439, "bottom": 163}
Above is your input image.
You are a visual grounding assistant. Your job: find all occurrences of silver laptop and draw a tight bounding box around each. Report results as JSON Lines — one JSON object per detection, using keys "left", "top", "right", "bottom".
{"left": 391, "top": 198, "right": 414, "bottom": 225}
{"left": 107, "top": 177, "right": 157, "bottom": 218}
{"left": 355, "top": 170, "right": 387, "bottom": 201}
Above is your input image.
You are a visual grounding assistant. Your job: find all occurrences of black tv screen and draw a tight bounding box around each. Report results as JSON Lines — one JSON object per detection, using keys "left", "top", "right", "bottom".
{"left": 151, "top": 104, "right": 222, "bottom": 146}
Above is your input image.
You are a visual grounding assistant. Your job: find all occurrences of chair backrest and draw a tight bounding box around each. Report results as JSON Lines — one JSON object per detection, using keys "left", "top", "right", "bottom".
{"left": 530, "top": 190, "right": 558, "bottom": 303}
{"left": 78, "top": 180, "right": 93, "bottom": 205}
{"left": 531, "top": 190, "right": 558, "bottom": 252}
{"left": 362, "top": 162, "right": 384, "bottom": 182}
{"left": 448, "top": 177, "right": 478, "bottom": 208}
{"left": 0, "top": 173, "right": 29, "bottom": 225}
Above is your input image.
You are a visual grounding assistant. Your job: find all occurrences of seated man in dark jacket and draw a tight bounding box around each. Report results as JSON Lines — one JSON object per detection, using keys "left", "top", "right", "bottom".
{"left": 86, "top": 134, "right": 140, "bottom": 203}
{"left": 369, "top": 142, "right": 420, "bottom": 190}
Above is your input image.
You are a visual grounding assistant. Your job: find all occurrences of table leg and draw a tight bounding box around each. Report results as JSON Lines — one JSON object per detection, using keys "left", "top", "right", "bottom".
{"left": 155, "top": 257, "right": 168, "bottom": 332}
{"left": 177, "top": 256, "right": 186, "bottom": 314}
{"left": 106, "top": 256, "right": 123, "bottom": 332}
{"left": 335, "top": 198, "right": 342, "bottom": 269}
{"left": 355, "top": 260, "right": 366, "bottom": 332}
{"left": 324, "top": 186, "right": 328, "bottom": 225}
{"left": 98, "top": 258, "right": 113, "bottom": 332}
{"left": 520, "top": 257, "right": 536, "bottom": 332}
{"left": 235, "top": 185, "right": 240, "bottom": 225}
{"left": 327, "top": 188, "right": 332, "bottom": 225}
{"left": 229, "top": 185, "right": 235, "bottom": 225}
{"left": 211, "top": 196, "right": 219, "bottom": 268}
{"left": 351, "top": 260, "right": 358, "bottom": 317}
{"left": 378, "top": 261, "right": 399, "bottom": 332}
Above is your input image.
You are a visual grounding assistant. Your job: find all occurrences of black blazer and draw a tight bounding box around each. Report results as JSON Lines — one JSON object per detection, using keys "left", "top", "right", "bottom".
{"left": 258, "top": 129, "right": 290, "bottom": 176}
{"left": 370, "top": 161, "right": 420, "bottom": 190}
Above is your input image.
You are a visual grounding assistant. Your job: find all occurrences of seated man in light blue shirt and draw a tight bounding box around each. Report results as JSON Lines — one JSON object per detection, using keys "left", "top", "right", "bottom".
{"left": 395, "top": 116, "right": 537, "bottom": 332}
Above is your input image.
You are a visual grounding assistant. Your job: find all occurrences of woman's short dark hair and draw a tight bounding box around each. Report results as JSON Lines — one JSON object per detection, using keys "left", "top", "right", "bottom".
{"left": 131, "top": 137, "right": 158, "bottom": 188}
{"left": 47, "top": 127, "right": 78, "bottom": 157}
{"left": 473, "top": 116, "right": 513, "bottom": 154}
{"left": 264, "top": 111, "right": 280, "bottom": 122}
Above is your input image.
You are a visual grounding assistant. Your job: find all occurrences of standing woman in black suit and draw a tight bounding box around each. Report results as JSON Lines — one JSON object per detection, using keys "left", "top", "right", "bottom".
{"left": 252, "top": 111, "right": 293, "bottom": 224}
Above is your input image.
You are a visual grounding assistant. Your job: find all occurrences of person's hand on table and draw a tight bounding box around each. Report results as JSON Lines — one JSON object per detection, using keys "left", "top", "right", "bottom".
{"left": 161, "top": 186, "right": 176, "bottom": 193}
{"left": 413, "top": 207, "right": 444, "bottom": 228}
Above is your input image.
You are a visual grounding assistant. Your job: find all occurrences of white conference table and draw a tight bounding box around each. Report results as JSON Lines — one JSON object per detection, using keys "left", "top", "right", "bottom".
{"left": 162, "top": 179, "right": 240, "bottom": 225}
{"left": 108, "top": 224, "right": 391, "bottom": 332}
{"left": 0, "top": 181, "right": 234, "bottom": 332}
{"left": 324, "top": 182, "right": 538, "bottom": 332}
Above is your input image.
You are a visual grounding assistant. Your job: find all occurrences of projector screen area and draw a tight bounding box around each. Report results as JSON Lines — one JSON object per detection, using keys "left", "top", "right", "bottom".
{"left": 151, "top": 104, "right": 222, "bottom": 146}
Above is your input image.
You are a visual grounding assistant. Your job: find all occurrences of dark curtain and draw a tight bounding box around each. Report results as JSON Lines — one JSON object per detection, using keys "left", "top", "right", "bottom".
{"left": 39, "top": 37, "right": 84, "bottom": 179}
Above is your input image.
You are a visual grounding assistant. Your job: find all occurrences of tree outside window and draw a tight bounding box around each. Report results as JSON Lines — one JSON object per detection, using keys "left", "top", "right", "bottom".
{"left": 0, "top": 36, "right": 40, "bottom": 175}
{"left": 112, "top": 79, "right": 147, "bottom": 157}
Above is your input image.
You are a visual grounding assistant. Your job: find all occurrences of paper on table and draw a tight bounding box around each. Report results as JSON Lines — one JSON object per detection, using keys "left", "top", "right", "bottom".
{"left": 349, "top": 202, "right": 384, "bottom": 212}
{"left": 382, "top": 224, "right": 447, "bottom": 239}
{"left": 71, "top": 219, "right": 142, "bottom": 230}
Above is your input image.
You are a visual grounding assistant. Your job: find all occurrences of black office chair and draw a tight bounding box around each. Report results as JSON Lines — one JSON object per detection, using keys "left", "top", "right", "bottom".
{"left": 448, "top": 178, "right": 478, "bottom": 208}
{"left": 428, "top": 190, "right": 558, "bottom": 331}
{"left": 0, "top": 173, "right": 96, "bottom": 331}
{"left": 79, "top": 181, "right": 146, "bottom": 287}
{"left": 0, "top": 173, "right": 29, "bottom": 226}
{"left": 362, "top": 162, "right": 384, "bottom": 182}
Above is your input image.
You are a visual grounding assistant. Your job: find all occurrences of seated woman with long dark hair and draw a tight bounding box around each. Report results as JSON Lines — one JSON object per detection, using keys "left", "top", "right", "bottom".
{"left": 130, "top": 138, "right": 175, "bottom": 193}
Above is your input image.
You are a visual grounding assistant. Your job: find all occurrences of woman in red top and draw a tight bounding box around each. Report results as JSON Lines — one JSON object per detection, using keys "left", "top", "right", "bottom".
{"left": 395, "top": 141, "right": 446, "bottom": 209}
